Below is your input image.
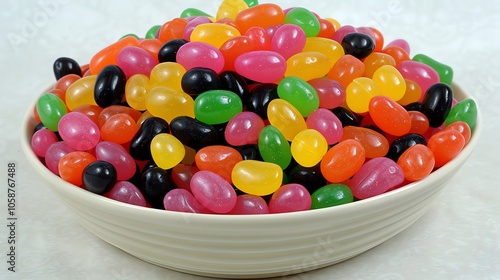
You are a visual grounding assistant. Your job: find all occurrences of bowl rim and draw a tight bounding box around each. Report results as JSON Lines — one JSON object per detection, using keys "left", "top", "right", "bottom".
{"left": 21, "top": 83, "right": 482, "bottom": 223}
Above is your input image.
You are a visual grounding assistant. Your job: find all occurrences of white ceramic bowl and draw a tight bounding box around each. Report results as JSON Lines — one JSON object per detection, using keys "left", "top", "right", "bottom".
{"left": 22, "top": 84, "right": 480, "bottom": 279}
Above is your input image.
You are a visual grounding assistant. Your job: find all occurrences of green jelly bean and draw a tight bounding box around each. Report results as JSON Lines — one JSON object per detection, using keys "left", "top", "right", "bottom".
{"left": 145, "top": 25, "right": 161, "bottom": 39}
{"left": 36, "top": 93, "right": 67, "bottom": 131}
{"left": 412, "top": 54, "right": 454, "bottom": 85}
{"left": 310, "top": 184, "right": 353, "bottom": 209}
{"left": 180, "top": 8, "right": 213, "bottom": 18}
{"left": 119, "top": 33, "right": 139, "bottom": 40}
{"left": 277, "top": 76, "right": 319, "bottom": 117}
{"left": 194, "top": 90, "right": 243, "bottom": 125}
{"left": 445, "top": 98, "right": 478, "bottom": 131}
{"left": 284, "top": 7, "right": 320, "bottom": 37}
{"left": 258, "top": 125, "right": 292, "bottom": 170}
{"left": 243, "top": 0, "right": 259, "bottom": 7}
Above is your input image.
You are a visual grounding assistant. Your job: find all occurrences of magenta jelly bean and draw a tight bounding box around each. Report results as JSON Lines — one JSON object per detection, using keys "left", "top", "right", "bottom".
{"left": 31, "top": 128, "right": 59, "bottom": 157}
{"left": 386, "top": 39, "right": 410, "bottom": 54}
{"left": 397, "top": 60, "right": 440, "bottom": 94}
{"left": 106, "top": 181, "right": 147, "bottom": 207}
{"left": 176, "top": 41, "right": 225, "bottom": 73}
{"left": 268, "top": 183, "right": 311, "bottom": 214}
{"left": 228, "top": 194, "right": 270, "bottom": 215}
{"left": 95, "top": 141, "right": 136, "bottom": 181}
{"left": 350, "top": 157, "right": 404, "bottom": 199}
{"left": 116, "top": 46, "right": 156, "bottom": 78}
{"left": 58, "top": 112, "right": 100, "bottom": 151}
{"left": 332, "top": 25, "right": 356, "bottom": 43}
{"left": 45, "top": 141, "right": 75, "bottom": 175}
{"left": 190, "top": 170, "right": 237, "bottom": 213}
{"left": 183, "top": 16, "right": 212, "bottom": 41}
{"left": 306, "top": 108, "right": 343, "bottom": 145}
{"left": 308, "top": 78, "right": 346, "bottom": 109}
{"left": 271, "top": 24, "right": 307, "bottom": 60}
{"left": 163, "top": 188, "right": 213, "bottom": 214}
{"left": 224, "top": 111, "right": 265, "bottom": 146}
{"left": 234, "top": 50, "right": 286, "bottom": 83}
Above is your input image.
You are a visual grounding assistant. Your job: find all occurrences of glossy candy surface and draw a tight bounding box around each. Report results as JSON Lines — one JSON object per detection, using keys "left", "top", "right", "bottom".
{"left": 194, "top": 90, "right": 243, "bottom": 125}
{"left": 190, "top": 170, "right": 237, "bottom": 213}
{"left": 369, "top": 95, "right": 411, "bottom": 136}
{"left": 232, "top": 160, "right": 283, "bottom": 196}
{"left": 320, "top": 139, "right": 365, "bottom": 183}
{"left": 306, "top": 108, "right": 343, "bottom": 145}
{"left": 228, "top": 194, "right": 269, "bottom": 215}
{"left": 427, "top": 129, "right": 465, "bottom": 168}
{"left": 176, "top": 42, "right": 225, "bottom": 73}
{"left": 141, "top": 167, "right": 177, "bottom": 209}
{"left": 350, "top": 157, "right": 404, "bottom": 199}
{"left": 258, "top": 125, "right": 291, "bottom": 169}
{"left": 58, "top": 112, "right": 100, "bottom": 151}
{"left": 267, "top": 99, "right": 307, "bottom": 141}
{"left": 82, "top": 161, "right": 117, "bottom": 194}
{"left": 95, "top": 141, "right": 136, "bottom": 181}
{"left": 234, "top": 51, "right": 286, "bottom": 83}
{"left": 31, "top": 128, "right": 59, "bottom": 158}
{"left": 163, "top": 188, "right": 212, "bottom": 213}
{"left": 225, "top": 112, "right": 265, "bottom": 146}
{"left": 340, "top": 126, "right": 389, "bottom": 158}
{"left": 397, "top": 144, "right": 435, "bottom": 181}
{"left": 106, "top": 181, "right": 147, "bottom": 207}
{"left": 445, "top": 99, "right": 477, "bottom": 131}
{"left": 268, "top": 183, "right": 311, "bottom": 213}
{"left": 291, "top": 129, "right": 328, "bottom": 167}
{"left": 151, "top": 133, "right": 185, "bottom": 170}
{"left": 58, "top": 151, "right": 96, "bottom": 186}
{"left": 310, "top": 184, "right": 353, "bottom": 209}
{"left": 53, "top": 57, "right": 81, "bottom": 80}
{"left": 421, "top": 83, "right": 453, "bottom": 127}
{"left": 277, "top": 76, "right": 319, "bottom": 117}
{"left": 170, "top": 116, "right": 219, "bottom": 150}
{"left": 195, "top": 145, "right": 243, "bottom": 183}
{"left": 36, "top": 93, "right": 67, "bottom": 131}
{"left": 308, "top": 78, "right": 345, "bottom": 110}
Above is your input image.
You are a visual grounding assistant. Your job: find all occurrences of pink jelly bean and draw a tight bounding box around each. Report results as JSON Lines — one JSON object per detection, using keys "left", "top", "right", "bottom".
{"left": 176, "top": 41, "right": 225, "bottom": 73}
{"left": 58, "top": 112, "right": 100, "bottom": 151}
{"left": 271, "top": 24, "right": 306, "bottom": 60}
{"left": 45, "top": 141, "right": 75, "bottom": 175}
{"left": 265, "top": 25, "right": 282, "bottom": 39}
{"left": 228, "top": 194, "right": 270, "bottom": 215}
{"left": 163, "top": 188, "right": 213, "bottom": 214}
{"left": 224, "top": 111, "right": 265, "bottom": 146}
{"left": 306, "top": 108, "right": 343, "bottom": 145}
{"left": 308, "top": 78, "right": 346, "bottom": 109}
{"left": 332, "top": 25, "right": 357, "bottom": 43}
{"left": 397, "top": 60, "right": 440, "bottom": 94}
{"left": 350, "top": 157, "right": 404, "bottom": 199}
{"left": 116, "top": 46, "right": 156, "bottom": 78}
{"left": 31, "top": 128, "right": 59, "bottom": 157}
{"left": 190, "top": 170, "right": 237, "bottom": 213}
{"left": 184, "top": 16, "right": 212, "bottom": 41}
{"left": 268, "top": 183, "right": 311, "bottom": 214}
{"left": 234, "top": 50, "right": 286, "bottom": 83}
{"left": 106, "top": 181, "right": 147, "bottom": 207}
{"left": 95, "top": 141, "right": 136, "bottom": 181}
{"left": 386, "top": 39, "right": 410, "bottom": 54}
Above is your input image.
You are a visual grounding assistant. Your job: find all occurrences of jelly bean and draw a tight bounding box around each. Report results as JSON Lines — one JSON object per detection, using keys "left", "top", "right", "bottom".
{"left": 124, "top": 74, "right": 150, "bottom": 111}
{"left": 95, "top": 141, "right": 136, "bottom": 181}
{"left": 271, "top": 24, "right": 306, "bottom": 60}
{"left": 129, "top": 117, "right": 170, "bottom": 161}
{"left": 245, "top": 27, "right": 272, "bottom": 50}
{"left": 284, "top": 7, "right": 320, "bottom": 37}
{"left": 47, "top": 88, "right": 66, "bottom": 104}
{"left": 369, "top": 95, "right": 411, "bottom": 136}
{"left": 381, "top": 45, "right": 410, "bottom": 66}
{"left": 150, "top": 133, "right": 185, "bottom": 170}
{"left": 171, "top": 163, "right": 199, "bottom": 191}
{"left": 413, "top": 53, "right": 453, "bottom": 85}
{"left": 58, "top": 151, "right": 96, "bottom": 186}
{"left": 327, "top": 54, "right": 365, "bottom": 89}
{"left": 58, "top": 112, "right": 100, "bottom": 151}
{"left": 397, "top": 79, "right": 422, "bottom": 106}
{"left": 350, "top": 157, "right": 404, "bottom": 199}
{"left": 219, "top": 71, "right": 249, "bottom": 103}
{"left": 232, "top": 160, "right": 283, "bottom": 196}
{"left": 190, "top": 23, "right": 241, "bottom": 48}
{"left": 181, "top": 67, "right": 221, "bottom": 97}
{"left": 72, "top": 105, "right": 103, "bottom": 126}
{"left": 268, "top": 183, "right": 311, "bottom": 213}
{"left": 258, "top": 125, "right": 292, "bottom": 169}
{"left": 65, "top": 75, "right": 98, "bottom": 111}
{"left": 158, "top": 39, "right": 188, "bottom": 63}
{"left": 291, "top": 129, "right": 328, "bottom": 168}
{"left": 405, "top": 101, "right": 422, "bottom": 111}
{"left": 427, "top": 129, "right": 465, "bottom": 168}
{"left": 234, "top": 50, "right": 286, "bottom": 83}
{"left": 321, "top": 139, "right": 365, "bottom": 183}
{"left": 89, "top": 36, "right": 138, "bottom": 75}
{"left": 246, "top": 83, "right": 279, "bottom": 119}
{"left": 36, "top": 93, "right": 67, "bottom": 131}
{"left": 308, "top": 78, "right": 345, "bottom": 109}
{"left": 445, "top": 98, "right": 477, "bottom": 131}
{"left": 97, "top": 105, "right": 142, "bottom": 128}
{"left": 141, "top": 166, "right": 176, "bottom": 209}
{"left": 340, "top": 126, "right": 389, "bottom": 159}
{"left": 45, "top": 142, "right": 75, "bottom": 175}
{"left": 235, "top": 3, "right": 283, "bottom": 34}
{"left": 146, "top": 86, "right": 195, "bottom": 123}
{"left": 317, "top": 18, "right": 336, "bottom": 39}
{"left": 170, "top": 116, "right": 219, "bottom": 150}
{"left": 408, "top": 111, "right": 430, "bottom": 135}
{"left": 216, "top": 0, "right": 248, "bottom": 20}
{"left": 191, "top": 170, "right": 237, "bottom": 213}
{"left": 332, "top": 25, "right": 356, "bottom": 44}
{"left": 386, "top": 133, "right": 427, "bottom": 161}
{"left": 176, "top": 42, "right": 225, "bottom": 73}
{"left": 145, "top": 24, "right": 161, "bottom": 39}
{"left": 157, "top": 18, "right": 188, "bottom": 43}
{"left": 331, "top": 106, "right": 359, "bottom": 127}
{"left": 288, "top": 164, "right": 326, "bottom": 193}
{"left": 138, "top": 39, "right": 162, "bottom": 64}
{"left": 346, "top": 77, "right": 380, "bottom": 114}
{"left": 106, "top": 181, "right": 147, "bottom": 207}
{"left": 397, "top": 144, "right": 435, "bottom": 181}
{"left": 180, "top": 8, "right": 213, "bottom": 18}
{"left": 341, "top": 33, "right": 375, "bottom": 59}
{"left": 324, "top": 17, "right": 341, "bottom": 31}
{"left": 303, "top": 37, "right": 344, "bottom": 68}
{"left": 277, "top": 76, "right": 319, "bottom": 117}
{"left": 94, "top": 65, "right": 127, "bottom": 108}
{"left": 163, "top": 188, "right": 212, "bottom": 213}
{"left": 368, "top": 27, "right": 384, "bottom": 52}
{"left": 386, "top": 39, "right": 410, "bottom": 54}
{"left": 372, "top": 65, "right": 406, "bottom": 101}
{"left": 82, "top": 160, "right": 117, "bottom": 194}
{"left": 194, "top": 89, "right": 243, "bottom": 125}
{"left": 362, "top": 52, "right": 396, "bottom": 78}
{"left": 195, "top": 145, "right": 243, "bottom": 183}
{"left": 53, "top": 57, "right": 81, "bottom": 80}
{"left": 443, "top": 121, "right": 471, "bottom": 144}
{"left": 228, "top": 194, "right": 269, "bottom": 214}
{"left": 31, "top": 128, "right": 59, "bottom": 157}
{"left": 183, "top": 16, "right": 212, "bottom": 41}
{"left": 285, "top": 51, "right": 331, "bottom": 81}
{"left": 310, "top": 184, "right": 353, "bottom": 209}
{"left": 421, "top": 83, "right": 454, "bottom": 127}
{"left": 116, "top": 46, "right": 156, "bottom": 78}
{"left": 306, "top": 108, "right": 343, "bottom": 145}
{"left": 219, "top": 36, "right": 255, "bottom": 72}
{"left": 397, "top": 60, "right": 440, "bottom": 94}
{"left": 120, "top": 34, "right": 139, "bottom": 40}
{"left": 225, "top": 112, "right": 265, "bottom": 146}
{"left": 54, "top": 73, "right": 81, "bottom": 93}
{"left": 150, "top": 62, "right": 186, "bottom": 92}
{"left": 267, "top": 99, "right": 307, "bottom": 141}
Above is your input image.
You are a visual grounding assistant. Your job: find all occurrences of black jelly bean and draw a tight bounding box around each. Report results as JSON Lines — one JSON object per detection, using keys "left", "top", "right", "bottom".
{"left": 129, "top": 117, "right": 170, "bottom": 161}
{"left": 246, "top": 83, "right": 279, "bottom": 120}
{"left": 288, "top": 163, "right": 326, "bottom": 194}
{"left": 421, "top": 82, "right": 454, "bottom": 127}
{"left": 82, "top": 161, "right": 117, "bottom": 194}
{"left": 158, "top": 39, "right": 188, "bottom": 63}
{"left": 405, "top": 101, "right": 422, "bottom": 111}
{"left": 94, "top": 65, "right": 127, "bottom": 108}
{"left": 235, "top": 144, "right": 263, "bottom": 161}
{"left": 141, "top": 167, "right": 176, "bottom": 209}
{"left": 126, "top": 163, "right": 142, "bottom": 188}
{"left": 219, "top": 71, "right": 249, "bottom": 104}
{"left": 341, "top": 33, "right": 375, "bottom": 59}
{"left": 331, "top": 106, "right": 359, "bottom": 127}
{"left": 386, "top": 133, "right": 427, "bottom": 161}
{"left": 181, "top": 67, "right": 221, "bottom": 97}
{"left": 53, "top": 57, "right": 81, "bottom": 80}
{"left": 212, "top": 122, "right": 230, "bottom": 146}
{"left": 170, "top": 116, "right": 219, "bottom": 150}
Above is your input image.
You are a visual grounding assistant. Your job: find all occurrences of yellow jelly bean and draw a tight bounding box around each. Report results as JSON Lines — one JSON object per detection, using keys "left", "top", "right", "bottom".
{"left": 145, "top": 86, "right": 195, "bottom": 122}
{"left": 372, "top": 65, "right": 406, "bottom": 101}
{"left": 216, "top": 0, "right": 248, "bottom": 20}
{"left": 65, "top": 75, "right": 98, "bottom": 111}
{"left": 285, "top": 51, "right": 331, "bottom": 81}
{"left": 267, "top": 99, "right": 307, "bottom": 141}
{"left": 149, "top": 62, "right": 186, "bottom": 92}
{"left": 151, "top": 133, "right": 185, "bottom": 170}
{"left": 231, "top": 160, "right": 283, "bottom": 196}
{"left": 291, "top": 129, "right": 328, "bottom": 167}
{"left": 190, "top": 23, "right": 241, "bottom": 49}
{"left": 125, "top": 74, "right": 150, "bottom": 111}
{"left": 346, "top": 77, "right": 381, "bottom": 114}
{"left": 302, "top": 37, "right": 344, "bottom": 68}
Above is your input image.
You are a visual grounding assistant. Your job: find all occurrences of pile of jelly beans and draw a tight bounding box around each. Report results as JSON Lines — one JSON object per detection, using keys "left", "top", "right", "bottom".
{"left": 32, "top": 0, "right": 477, "bottom": 215}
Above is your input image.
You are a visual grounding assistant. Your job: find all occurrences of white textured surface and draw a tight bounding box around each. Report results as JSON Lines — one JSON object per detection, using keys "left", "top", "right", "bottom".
{"left": 0, "top": 0, "right": 499, "bottom": 279}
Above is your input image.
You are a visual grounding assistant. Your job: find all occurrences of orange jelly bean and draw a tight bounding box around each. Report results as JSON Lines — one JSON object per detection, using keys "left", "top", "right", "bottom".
{"left": 408, "top": 111, "right": 430, "bottom": 135}
{"left": 234, "top": 3, "right": 284, "bottom": 34}
{"left": 362, "top": 52, "right": 396, "bottom": 78}
{"left": 320, "top": 139, "right": 365, "bottom": 183}
{"left": 58, "top": 151, "right": 96, "bottom": 187}
{"left": 89, "top": 36, "right": 139, "bottom": 75}
{"left": 71, "top": 105, "right": 103, "bottom": 127}
{"left": 381, "top": 45, "right": 410, "bottom": 66}
{"left": 138, "top": 39, "right": 163, "bottom": 64}
{"left": 397, "top": 79, "right": 422, "bottom": 106}
{"left": 100, "top": 113, "right": 139, "bottom": 144}
{"left": 427, "top": 129, "right": 465, "bottom": 168}
{"left": 54, "top": 74, "right": 81, "bottom": 93}
{"left": 397, "top": 144, "right": 435, "bottom": 181}
{"left": 157, "top": 18, "right": 188, "bottom": 43}
{"left": 443, "top": 121, "right": 471, "bottom": 144}
{"left": 219, "top": 35, "right": 255, "bottom": 72}
{"left": 98, "top": 105, "right": 142, "bottom": 128}
{"left": 369, "top": 95, "right": 411, "bottom": 136}
{"left": 340, "top": 126, "right": 389, "bottom": 158}
{"left": 195, "top": 145, "right": 243, "bottom": 184}
{"left": 326, "top": 54, "right": 365, "bottom": 89}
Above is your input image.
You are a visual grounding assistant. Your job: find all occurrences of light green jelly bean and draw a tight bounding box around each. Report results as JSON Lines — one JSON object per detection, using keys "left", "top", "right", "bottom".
{"left": 194, "top": 90, "right": 242, "bottom": 125}
{"left": 284, "top": 7, "right": 320, "bottom": 37}
{"left": 277, "top": 76, "right": 319, "bottom": 117}
{"left": 145, "top": 25, "right": 161, "bottom": 39}
{"left": 243, "top": 0, "right": 259, "bottom": 7}
{"left": 445, "top": 98, "right": 478, "bottom": 131}
{"left": 258, "top": 125, "right": 292, "bottom": 170}
{"left": 310, "top": 184, "right": 353, "bottom": 209}
{"left": 36, "top": 93, "right": 67, "bottom": 131}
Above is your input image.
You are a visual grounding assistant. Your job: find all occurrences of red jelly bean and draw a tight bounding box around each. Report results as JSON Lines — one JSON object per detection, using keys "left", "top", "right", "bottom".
{"left": 320, "top": 139, "right": 365, "bottom": 183}
{"left": 245, "top": 27, "right": 272, "bottom": 50}
{"left": 190, "top": 170, "right": 237, "bottom": 213}
{"left": 235, "top": 3, "right": 284, "bottom": 34}
{"left": 195, "top": 145, "right": 243, "bottom": 184}
{"left": 369, "top": 95, "right": 411, "bottom": 136}
{"left": 326, "top": 54, "right": 365, "bottom": 89}
{"left": 71, "top": 105, "right": 103, "bottom": 127}
{"left": 171, "top": 164, "right": 199, "bottom": 192}
{"left": 308, "top": 78, "right": 346, "bottom": 109}
{"left": 427, "top": 129, "right": 465, "bottom": 168}
{"left": 397, "top": 144, "right": 435, "bottom": 181}
{"left": 89, "top": 36, "right": 139, "bottom": 75}
{"left": 58, "top": 151, "right": 96, "bottom": 186}
{"left": 219, "top": 35, "right": 255, "bottom": 72}
{"left": 100, "top": 113, "right": 139, "bottom": 144}
{"left": 408, "top": 111, "right": 430, "bottom": 135}
{"left": 268, "top": 183, "right": 311, "bottom": 214}
{"left": 443, "top": 121, "right": 471, "bottom": 144}
{"left": 340, "top": 126, "right": 389, "bottom": 159}
{"left": 158, "top": 18, "right": 188, "bottom": 43}
{"left": 350, "top": 157, "right": 404, "bottom": 199}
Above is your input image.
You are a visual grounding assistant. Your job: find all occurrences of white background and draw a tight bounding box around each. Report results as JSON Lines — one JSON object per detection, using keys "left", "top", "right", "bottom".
{"left": 0, "top": 0, "right": 499, "bottom": 279}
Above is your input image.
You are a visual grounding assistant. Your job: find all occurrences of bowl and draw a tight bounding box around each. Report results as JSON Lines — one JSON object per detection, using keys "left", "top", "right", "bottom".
{"left": 21, "top": 83, "right": 480, "bottom": 279}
